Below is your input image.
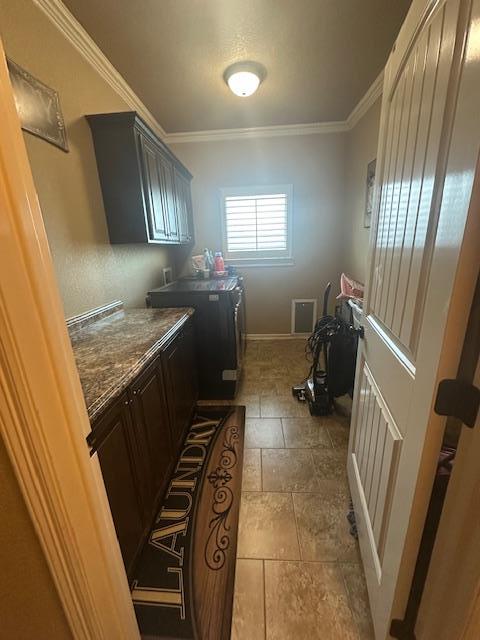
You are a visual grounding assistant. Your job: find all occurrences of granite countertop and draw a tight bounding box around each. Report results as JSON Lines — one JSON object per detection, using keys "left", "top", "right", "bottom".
{"left": 70, "top": 307, "right": 194, "bottom": 423}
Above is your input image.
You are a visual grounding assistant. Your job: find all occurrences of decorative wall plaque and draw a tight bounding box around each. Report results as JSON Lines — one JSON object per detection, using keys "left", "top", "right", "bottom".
{"left": 7, "top": 58, "right": 68, "bottom": 152}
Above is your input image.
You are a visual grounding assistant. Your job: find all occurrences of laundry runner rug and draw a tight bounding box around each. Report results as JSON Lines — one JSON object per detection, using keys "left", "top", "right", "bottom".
{"left": 132, "top": 405, "right": 245, "bottom": 640}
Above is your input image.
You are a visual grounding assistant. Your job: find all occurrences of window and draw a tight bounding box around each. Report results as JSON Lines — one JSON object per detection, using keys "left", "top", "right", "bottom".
{"left": 220, "top": 185, "right": 293, "bottom": 266}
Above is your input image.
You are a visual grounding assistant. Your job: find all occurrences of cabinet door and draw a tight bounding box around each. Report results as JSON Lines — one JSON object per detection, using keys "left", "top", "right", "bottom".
{"left": 181, "top": 319, "right": 198, "bottom": 409}
{"left": 173, "top": 168, "right": 192, "bottom": 244}
{"left": 129, "top": 358, "right": 173, "bottom": 519}
{"left": 93, "top": 394, "right": 144, "bottom": 577}
{"left": 139, "top": 134, "right": 169, "bottom": 242}
{"left": 162, "top": 321, "right": 198, "bottom": 453}
{"left": 184, "top": 177, "right": 194, "bottom": 243}
{"left": 158, "top": 153, "right": 179, "bottom": 242}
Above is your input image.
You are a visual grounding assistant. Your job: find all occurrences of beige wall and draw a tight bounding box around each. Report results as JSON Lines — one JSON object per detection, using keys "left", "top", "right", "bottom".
{"left": 172, "top": 99, "right": 381, "bottom": 335}
{"left": 0, "top": 4, "right": 178, "bottom": 633}
{"left": 0, "top": 437, "right": 72, "bottom": 639}
{"left": 0, "top": 0, "right": 175, "bottom": 318}
{"left": 0, "top": 0, "right": 380, "bottom": 324}
{"left": 344, "top": 97, "right": 382, "bottom": 283}
{"left": 172, "top": 134, "right": 347, "bottom": 334}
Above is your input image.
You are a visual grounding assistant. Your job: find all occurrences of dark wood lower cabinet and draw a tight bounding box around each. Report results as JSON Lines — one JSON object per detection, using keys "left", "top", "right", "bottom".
{"left": 93, "top": 393, "right": 144, "bottom": 576}
{"left": 129, "top": 357, "right": 173, "bottom": 522}
{"left": 89, "top": 318, "right": 198, "bottom": 579}
{"left": 162, "top": 319, "right": 198, "bottom": 454}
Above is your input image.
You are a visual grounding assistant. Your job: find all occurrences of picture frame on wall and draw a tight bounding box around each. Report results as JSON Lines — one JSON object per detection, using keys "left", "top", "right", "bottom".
{"left": 7, "top": 58, "right": 68, "bottom": 152}
{"left": 364, "top": 158, "right": 376, "bottom": 228}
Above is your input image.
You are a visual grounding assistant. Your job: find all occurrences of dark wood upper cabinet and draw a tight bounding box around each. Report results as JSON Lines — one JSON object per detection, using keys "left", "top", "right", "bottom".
{"left": 174, "top": 166, "right": 193, "bottom": 244}
{"left": 159, "top": 152, "right": 180, "bottom": 242}
{"left": 86, "top": 111, "right": 194, "bottom": 245}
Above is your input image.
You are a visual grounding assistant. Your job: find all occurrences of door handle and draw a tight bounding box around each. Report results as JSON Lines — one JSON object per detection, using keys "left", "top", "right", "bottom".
{"left": 434, "top": 379, "right": 480, "bottom": 428}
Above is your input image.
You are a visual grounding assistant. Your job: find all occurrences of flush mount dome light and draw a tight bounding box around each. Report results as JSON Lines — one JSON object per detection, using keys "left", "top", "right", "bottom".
{"left": 224, "top": 62, "right": 265, "bottom": 97}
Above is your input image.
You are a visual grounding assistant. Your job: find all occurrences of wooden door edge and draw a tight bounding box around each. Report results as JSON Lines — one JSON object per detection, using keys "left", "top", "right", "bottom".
{"left": 0, "top": 39, "right": 139, "bottom": 639}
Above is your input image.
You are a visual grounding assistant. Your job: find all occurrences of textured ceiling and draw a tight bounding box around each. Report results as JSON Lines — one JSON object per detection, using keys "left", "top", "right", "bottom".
{"left": 63, "top": 0, "right": 412, "bottom": 133}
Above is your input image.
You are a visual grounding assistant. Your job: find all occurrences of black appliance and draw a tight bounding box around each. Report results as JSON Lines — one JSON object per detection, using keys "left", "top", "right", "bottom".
{"left": 147, "top": 277, "right": 245, "bottom": 399}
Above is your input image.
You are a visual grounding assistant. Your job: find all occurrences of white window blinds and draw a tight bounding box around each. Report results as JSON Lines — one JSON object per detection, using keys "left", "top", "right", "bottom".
{"left": 224, "top": 192, "right": 289, "bottom": 253}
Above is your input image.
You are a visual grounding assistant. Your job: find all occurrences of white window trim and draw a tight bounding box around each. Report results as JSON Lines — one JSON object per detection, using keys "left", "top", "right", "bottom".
{"left": 219, "top": 184, "right": 294, "bottom": 266}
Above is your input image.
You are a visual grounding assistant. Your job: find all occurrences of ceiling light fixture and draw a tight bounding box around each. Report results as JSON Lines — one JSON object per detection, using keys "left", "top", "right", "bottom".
{"left": 224, "top": 62, "right": 265, "bottom": 97}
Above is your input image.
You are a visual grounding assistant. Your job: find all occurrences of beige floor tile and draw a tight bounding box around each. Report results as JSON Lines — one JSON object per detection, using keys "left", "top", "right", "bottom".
{"left": 242, "top": 448, "right": 262, "bottom": 491}
{"left": 340, "top": 563, "right": 374, "bottom": 640}
{"left": 293, "top": 492, "right": 359, "bottom": 562}
{"left": 231, "top": 559, "right": 265, "bottom": 640}
{"left": 334, "top": 395, "right": 354, "bottom": 418}
{"left": 264, "top": 561, "right": 359, "bottom": 640}
{"left": 260, "top": 395, "right": 309, "bottom": 418}
{"left": 240, "top": 380, "right": 281, "bottom": 396}
{"left": 245, "top": 418, "right": 285, "bottom": 448}
{"left": 232, "top": 340, "right": 361, "bottom": 639}
{"left": 261, "top": 449, "right": 319, "bottom": 492}
{"left": 312, "top": 447, "right": 349, "bottom": 485}
{"left": 274, "top": 379, "right": 298, "bottom": 395}
{"left": 327, "top": 418, "right": 352, "bottom": 449}
{"left": 282, "top": 417, "right": 332, "bottom": 449}
{"left": 235, "top": 394, "right": 261, "bottom": 417}
{"left": 243, "top": 364, "right": 286, "bottom": 382}
{"left": 237, "top": 492, "right": 300, "bottom": 560}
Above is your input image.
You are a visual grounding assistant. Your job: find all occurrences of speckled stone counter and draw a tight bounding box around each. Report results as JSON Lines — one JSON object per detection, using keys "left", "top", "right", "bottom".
{"left": 69, "top": 307, "right": 194, "bottom": 422}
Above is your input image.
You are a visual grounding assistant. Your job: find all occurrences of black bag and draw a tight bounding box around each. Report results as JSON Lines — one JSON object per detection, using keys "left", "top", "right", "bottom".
{"left": 327, "top": 321, "right": 358, "bottom": 398}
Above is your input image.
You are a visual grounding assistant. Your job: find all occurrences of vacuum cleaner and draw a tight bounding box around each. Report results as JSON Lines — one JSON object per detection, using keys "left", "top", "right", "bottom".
{"left": 292, "top": 282, "right": 362, "bottom": 415}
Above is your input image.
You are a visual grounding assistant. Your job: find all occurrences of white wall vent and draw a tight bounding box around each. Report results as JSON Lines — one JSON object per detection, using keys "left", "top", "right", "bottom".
{"left": 291, "top": 299, "right": 317, "bottom": 335}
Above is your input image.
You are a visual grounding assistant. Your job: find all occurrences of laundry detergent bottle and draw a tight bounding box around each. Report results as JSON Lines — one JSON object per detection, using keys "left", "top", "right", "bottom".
{"left": 214, "top": 251, "right": 225, "bottom": 272}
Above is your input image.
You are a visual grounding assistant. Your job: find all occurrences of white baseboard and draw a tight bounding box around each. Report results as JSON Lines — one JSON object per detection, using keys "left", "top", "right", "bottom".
{"left": 247, "top": 333, "right": 309, "bottom": 340}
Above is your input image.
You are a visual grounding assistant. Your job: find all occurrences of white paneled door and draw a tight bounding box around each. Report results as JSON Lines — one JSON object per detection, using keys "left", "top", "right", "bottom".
{"left": 347, "top": 0, "right": 480, "bottom": 637}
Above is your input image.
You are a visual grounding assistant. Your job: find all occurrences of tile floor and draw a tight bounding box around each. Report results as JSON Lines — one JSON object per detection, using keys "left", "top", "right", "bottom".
{"left": 213, "top": 339, "right": 373, "bottom": 640}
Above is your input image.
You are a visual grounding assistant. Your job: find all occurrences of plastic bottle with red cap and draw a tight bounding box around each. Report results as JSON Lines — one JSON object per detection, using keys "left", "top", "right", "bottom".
{"left": 214, "top": 251, "right": 225, "bottom": 273}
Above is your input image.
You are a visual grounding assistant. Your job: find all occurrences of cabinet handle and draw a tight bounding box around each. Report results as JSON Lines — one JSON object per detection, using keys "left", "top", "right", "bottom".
{"left": 124, "top": 400, "right": 129, "bottom": 405}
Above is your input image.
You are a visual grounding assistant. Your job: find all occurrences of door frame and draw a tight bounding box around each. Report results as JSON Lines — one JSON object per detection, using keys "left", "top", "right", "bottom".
{"left": 417, "top": 332, "right": 480, "bottom": 639}
{"left": 0, "top": 39, "right": 139, "bottom": 639}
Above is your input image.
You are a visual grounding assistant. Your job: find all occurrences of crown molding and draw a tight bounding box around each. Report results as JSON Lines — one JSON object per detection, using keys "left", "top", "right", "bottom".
{"left": 346, "top": 70, "right": 384, "bottom": 129}
{"left": 33, "top": 0, "right": 166, "bottom": 141}
{"left": 165, "top": 72, "right": 384, "bottom": 144}
{"left": 34, "top": 0, "right": 383, "bottom": 145}
{"left": 164, "top": 120, "right": 349, "bottom": 144}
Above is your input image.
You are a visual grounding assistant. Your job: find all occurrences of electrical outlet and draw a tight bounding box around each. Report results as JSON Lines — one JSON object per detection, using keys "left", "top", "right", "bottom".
{"left": 163, "top": 266, "right": 173, "bottom": 285}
